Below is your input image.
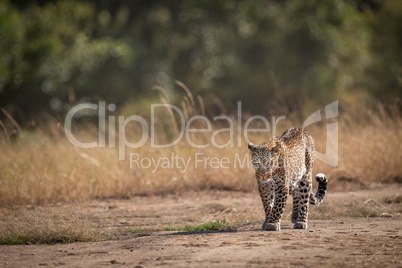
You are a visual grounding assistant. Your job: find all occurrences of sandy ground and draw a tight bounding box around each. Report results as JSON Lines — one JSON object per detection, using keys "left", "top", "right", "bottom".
{"left": 1, "top": 185, "right": 401, "bottom": 267}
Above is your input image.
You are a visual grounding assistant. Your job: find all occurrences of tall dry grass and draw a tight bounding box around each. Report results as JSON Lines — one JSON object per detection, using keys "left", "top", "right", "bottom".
{"left": 321, "top": 102, "right": 402, "bottom": 187}
{"left": 0, "top": 89, "right": 401, "bottom": 206}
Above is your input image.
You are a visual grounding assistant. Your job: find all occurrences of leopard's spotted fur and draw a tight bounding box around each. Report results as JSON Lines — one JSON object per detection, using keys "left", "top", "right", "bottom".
{"left": 248, "top": 128, "right": 327, "bottom": 231}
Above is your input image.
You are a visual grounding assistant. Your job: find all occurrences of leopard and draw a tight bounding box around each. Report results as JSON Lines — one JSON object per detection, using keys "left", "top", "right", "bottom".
{"left": 248, "top": 127, "right": 327, "bottom": 231}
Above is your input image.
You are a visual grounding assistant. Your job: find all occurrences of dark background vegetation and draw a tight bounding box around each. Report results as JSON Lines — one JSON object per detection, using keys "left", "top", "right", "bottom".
{"left": 0, "top": 0, "right": 401, "bottom": 125}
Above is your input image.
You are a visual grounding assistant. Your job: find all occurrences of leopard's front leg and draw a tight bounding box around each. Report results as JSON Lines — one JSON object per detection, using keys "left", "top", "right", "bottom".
{"left": 263, "top": 184, "right": 289, "bottom": 231}
{"left": 258, "top": 181, "right": 274, "bottom": 229}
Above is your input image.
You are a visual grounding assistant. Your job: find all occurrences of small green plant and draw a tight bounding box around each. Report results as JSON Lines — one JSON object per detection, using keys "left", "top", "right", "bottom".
{"left": 128, "top": 226, "right": 145, "bottom": 234}
{"left": 164, "top": 218, "right": 229, "bottom": 232}
{"left": 0, "top": 236, "right": 25, "bottom": 245}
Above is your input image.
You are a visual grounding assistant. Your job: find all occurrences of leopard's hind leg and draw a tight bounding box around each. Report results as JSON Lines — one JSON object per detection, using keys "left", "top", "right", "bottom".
{"left": 294, "top": 175, "right": 312, "bottom": 229}
{"left": 294, "top": 149, "right": 314, "bottom": 229}
{"left": 290, "top": 185, "right": 300, "bottom": 224}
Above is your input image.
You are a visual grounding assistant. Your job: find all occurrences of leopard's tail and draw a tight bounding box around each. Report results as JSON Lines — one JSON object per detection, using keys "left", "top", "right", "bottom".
{"left": 309, "top": 173, "right": 327, "bottom": 205}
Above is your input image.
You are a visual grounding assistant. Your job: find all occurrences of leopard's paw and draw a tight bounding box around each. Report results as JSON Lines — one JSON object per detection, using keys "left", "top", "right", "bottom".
{"left": 294, "top": 222, "right": 308, "bottom": 229}
{"left": 262, "top": 221, "right": 280, "bottom": 231}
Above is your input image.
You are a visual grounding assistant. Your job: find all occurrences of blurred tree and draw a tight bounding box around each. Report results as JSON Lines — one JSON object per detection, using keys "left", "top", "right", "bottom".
{"left": 363, "top": 0, "right": 402, "bottom": 101}
{"left": 0, "top": 0, "right": 400, "bottom": 123}
{"left": 0, "top": 0, "right": 131, "bottom": 121}
{"left": 128, "top": 0, "right": 372, "bottom": 112}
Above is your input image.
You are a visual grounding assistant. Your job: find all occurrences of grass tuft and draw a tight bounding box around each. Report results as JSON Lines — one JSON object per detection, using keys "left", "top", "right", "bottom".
{"left": 128, "top": 226, "right": 145, "bottom": 234}
{"left": 0, "top": 207, "right": 100, "bottom": 245}
{"left": 348, "top": 198, "right": 399, "bottom": 218}
{"left": 164, "top": 218, "right": 229, "bottom": 232}
{"left": 381, "top": 195, "right": 402, "bottom": 204}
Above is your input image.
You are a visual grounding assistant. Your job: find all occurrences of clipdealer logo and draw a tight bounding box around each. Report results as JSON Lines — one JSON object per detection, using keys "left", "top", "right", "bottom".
{"left": 64, "top": 101, "right": 338, "bottom": 172}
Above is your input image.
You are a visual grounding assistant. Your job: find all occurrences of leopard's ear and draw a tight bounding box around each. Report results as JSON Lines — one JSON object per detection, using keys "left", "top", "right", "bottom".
{"left": 248, "top": 142, "right": 258, "bottom": 151}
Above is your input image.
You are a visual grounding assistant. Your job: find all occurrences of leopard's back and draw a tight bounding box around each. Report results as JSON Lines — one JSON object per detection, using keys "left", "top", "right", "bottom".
{"left": 280, "top": 128, "right": 315, "bottom": 186}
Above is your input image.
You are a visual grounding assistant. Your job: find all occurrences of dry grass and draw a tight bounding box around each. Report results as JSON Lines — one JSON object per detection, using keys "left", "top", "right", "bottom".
{"left": 324, "top": 102, "right": 402, "bottom": 186}
{"left": 0, "top": 90, "right": 401, "bottom": 206}
{"left": 0, "top": 207, "right": 100, "bottom": 244}
{"left": 308, "top": 195, "right": 402, "bottom": 220}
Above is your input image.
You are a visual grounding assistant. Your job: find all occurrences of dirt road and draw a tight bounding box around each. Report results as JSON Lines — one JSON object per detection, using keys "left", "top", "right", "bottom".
{"left": 1, "top": 186, "right": 401, "bottom": 267}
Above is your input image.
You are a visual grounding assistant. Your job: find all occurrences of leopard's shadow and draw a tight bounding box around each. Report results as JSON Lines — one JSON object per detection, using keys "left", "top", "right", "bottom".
{"left": 160, "top": 222, "right": 294, "bottom": 236}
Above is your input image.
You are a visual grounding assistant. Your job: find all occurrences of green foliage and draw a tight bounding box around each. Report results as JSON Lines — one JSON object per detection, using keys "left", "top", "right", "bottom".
{"left": 164, "top": 218, "right": 229, "bottom": 232}
{"left": 363, "top": 0, "right": 402, "bottom": 101}
{"left": 0, "top": 0, "right": 400, "bottom": 121}
{"left": 0, "top": 0, "right": 131, "bottom": 116}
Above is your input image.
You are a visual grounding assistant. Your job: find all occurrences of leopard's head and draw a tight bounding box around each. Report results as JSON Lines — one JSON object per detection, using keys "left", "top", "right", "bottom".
{"left": 248, "top": 139, "right": 284, "bottom": 179}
